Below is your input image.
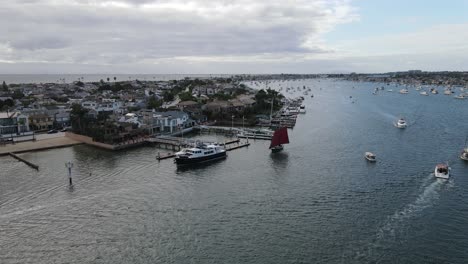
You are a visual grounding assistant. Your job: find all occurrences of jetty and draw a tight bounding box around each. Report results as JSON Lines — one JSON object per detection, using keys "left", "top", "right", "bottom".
{"left": 8, "top": 152, "right": 39, "bottom": 170}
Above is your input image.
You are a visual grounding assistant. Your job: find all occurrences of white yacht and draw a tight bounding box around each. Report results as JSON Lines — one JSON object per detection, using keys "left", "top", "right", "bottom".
{"left": 175, "top": 143, "right": 226, "bottom": 165}
{"left": 434, "top": 163, "right": 450, "bottom": 179}
{"left": 399, "top": 89, "right": 409, "bottom": 94}
{"left": 395, "top": 118, "right": 407, "bottom": 128}
{"left": 365, "top": 152, "right": 376, "bottom": 162}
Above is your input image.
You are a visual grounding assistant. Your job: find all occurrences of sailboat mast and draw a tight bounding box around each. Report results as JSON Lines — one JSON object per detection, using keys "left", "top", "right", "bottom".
{"left": 269, "top": 96, "right": 274, "bottom": 123}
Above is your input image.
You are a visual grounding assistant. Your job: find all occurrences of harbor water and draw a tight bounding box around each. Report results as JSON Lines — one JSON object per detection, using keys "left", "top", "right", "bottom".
{"left": 1, "top": 79, "right": 468, "bottom": 263}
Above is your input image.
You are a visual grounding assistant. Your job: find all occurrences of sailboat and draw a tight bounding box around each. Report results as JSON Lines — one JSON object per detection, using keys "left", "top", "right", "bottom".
{"left": 270, "top": 127, "right": 289, "bottom": 153}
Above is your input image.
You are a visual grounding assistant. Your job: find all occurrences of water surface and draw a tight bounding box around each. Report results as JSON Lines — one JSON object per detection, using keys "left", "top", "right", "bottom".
{"left": 1, "top": 79, "right": 468, "bottom": 263}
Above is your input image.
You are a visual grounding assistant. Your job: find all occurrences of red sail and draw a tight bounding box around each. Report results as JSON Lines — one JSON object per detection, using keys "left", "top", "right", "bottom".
{"left": 269, "top": 127, "right": 289, "bottom": 149}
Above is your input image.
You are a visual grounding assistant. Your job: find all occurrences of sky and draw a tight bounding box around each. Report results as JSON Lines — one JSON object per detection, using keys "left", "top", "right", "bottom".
{"left": 0, "top": 0, "right": 467, "bottom": 74}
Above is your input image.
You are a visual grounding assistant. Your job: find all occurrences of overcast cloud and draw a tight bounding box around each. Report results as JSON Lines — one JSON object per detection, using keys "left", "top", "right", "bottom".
{"left": 0, "top": 0, "right": 467, "bottom": 73}
{"left": 0, "top": 0, "right": 356, "bottom": 71}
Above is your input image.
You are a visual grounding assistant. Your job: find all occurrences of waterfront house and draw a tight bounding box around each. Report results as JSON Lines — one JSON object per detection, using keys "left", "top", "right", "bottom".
{"left": 28, "top": 113, "right": 53, "bottom": 131}
{"left": 141, "top": 110, "right": 189, "bottom": 134}
{"left": 0, "top": 112, "right": 30, "bottom": 136}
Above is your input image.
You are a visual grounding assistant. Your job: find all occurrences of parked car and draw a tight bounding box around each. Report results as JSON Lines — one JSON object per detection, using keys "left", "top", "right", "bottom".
{"left": 47, "top": 129, "right": 58, "bottom": 134}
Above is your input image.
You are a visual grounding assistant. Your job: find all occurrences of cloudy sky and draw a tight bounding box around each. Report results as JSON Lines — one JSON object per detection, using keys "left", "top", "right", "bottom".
{"left": 0, "top": 0, "right": 467, "bottom": 74}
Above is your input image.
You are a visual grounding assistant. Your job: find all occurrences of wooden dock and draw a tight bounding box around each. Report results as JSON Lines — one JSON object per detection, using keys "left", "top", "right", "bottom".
{"left": 225, "top": 142, "right": 250, "bottom": 151}
{"left": 9, "top": 152, "right": 39, "bottom": 170}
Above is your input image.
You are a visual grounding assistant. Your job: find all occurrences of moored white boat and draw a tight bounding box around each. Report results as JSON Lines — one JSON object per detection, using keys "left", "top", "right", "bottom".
{"left": 237, "top": 128, "right": 273, "bottom": 140}
{"left": 454, "top": 94, "right": 466, "bottom": 99}
{"left": 365, "top": 152, "right": 376, "bottom": 162}
{"left": 434, "top": 163, "right": 450, "bottom": 179}
{"left": 299, "top": 105, "right": 306, "bottom": 113}
{"left": 399, "top": 89, "right": 409, "bottom": 94}
{"left": 420, "top": 91, "right": 428, "bottom": 96}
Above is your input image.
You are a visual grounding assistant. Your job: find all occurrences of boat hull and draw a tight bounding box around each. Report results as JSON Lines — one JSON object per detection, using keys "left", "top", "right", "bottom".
{"left": 271, "top": 145, "right": 284, "bottom": 153}
{"left": 434, "top": 168, "right": 450, "bottom": 179}
{"left": 175, "top": 152, "right": 227, "bottom": 165}
{"left": 461, "top": 153, "right": 468, "bottom": 161}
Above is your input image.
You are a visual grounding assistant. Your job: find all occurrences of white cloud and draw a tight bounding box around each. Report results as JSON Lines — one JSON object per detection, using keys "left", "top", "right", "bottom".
{"left": 0, "top": 0, "right": 358, "bottom": 72}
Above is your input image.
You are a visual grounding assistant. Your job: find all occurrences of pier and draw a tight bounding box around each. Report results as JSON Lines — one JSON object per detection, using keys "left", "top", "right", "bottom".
{"left": 8, "top": 152, "right": 39, "bottom": 170}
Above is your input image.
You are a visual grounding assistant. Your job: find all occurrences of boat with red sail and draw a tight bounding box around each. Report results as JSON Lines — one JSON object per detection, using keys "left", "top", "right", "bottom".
{"left": 269, "top": 127, "right": 289, "bottom": 153}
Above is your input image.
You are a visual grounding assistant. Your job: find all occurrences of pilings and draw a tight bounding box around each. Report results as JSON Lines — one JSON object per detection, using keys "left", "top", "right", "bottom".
{"left": 9, "top": 152, "right": 39, "bottom": 170}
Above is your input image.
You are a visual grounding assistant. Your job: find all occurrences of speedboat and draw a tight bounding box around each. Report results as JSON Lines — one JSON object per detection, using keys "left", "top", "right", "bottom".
{"left": 434, "top": 163, "right": 450, "bottom": 179}
{"left": 454, "top": 94, "right": 466, "bottom": 99}
{"left": 365, "top": 152, "right": 376, "bottom": 162}
{"left": 420, "top": 91, "right": 428, "bottom": 96}
{"left": 175, "top": 143, "right": 226, "bottom": 165}
{"left": 395, "top": 118, "right": 407, "bottom": 128}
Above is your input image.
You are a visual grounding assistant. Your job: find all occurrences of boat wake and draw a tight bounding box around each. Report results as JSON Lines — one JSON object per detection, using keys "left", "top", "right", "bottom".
{"left": 364, "top": 174, "right": 450, "bottom": 260}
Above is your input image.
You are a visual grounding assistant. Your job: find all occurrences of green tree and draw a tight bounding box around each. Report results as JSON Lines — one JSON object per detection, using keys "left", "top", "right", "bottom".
{"left": 12, "top": 90, "right": 25, "bottom": 99}
{"left": 163, "top": 91, "right": 174, "bottom": 102}
{"left": 147, "top": 96, "right": 162, "bottom": 109}
{"left": 70, "top": 104, "right": 89, "bottom": 134}
{"left": 178, "top": 91, "right": 196, "bottom": 101}
{"left": 2, "top": 81, "right": 8, "bottom": 91}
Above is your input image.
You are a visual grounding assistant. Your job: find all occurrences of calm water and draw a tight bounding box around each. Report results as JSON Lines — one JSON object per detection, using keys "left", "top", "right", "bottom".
{"left": 1, "top": 79, "right": 468, "bottom": 263}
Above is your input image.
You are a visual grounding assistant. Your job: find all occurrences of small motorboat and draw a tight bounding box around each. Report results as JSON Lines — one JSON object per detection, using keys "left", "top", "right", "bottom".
{"left": 431, "top": 88, "right": 438, "bottom": 94}
{"left": 365, "top": 152, "right": 376, "bottom": 162}
{"left": 420, "top": 91, "right": 429, "bottom": 96}
{"left": 387, "top": 89, "right": 393, "bottom": 92}
{"left": 454, "top": 94, "right": 466, "bottom": 99}
{"left": 395, "top": 118, "right": 407, "bottom": 128}
{"left": 434, "top": 163, "right": 450, "bottom": 179}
